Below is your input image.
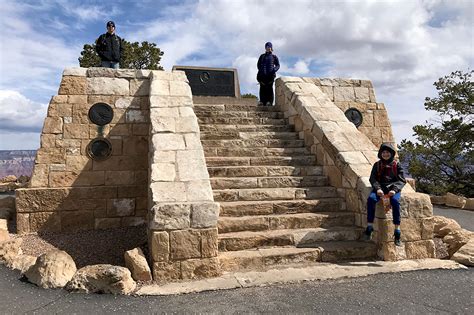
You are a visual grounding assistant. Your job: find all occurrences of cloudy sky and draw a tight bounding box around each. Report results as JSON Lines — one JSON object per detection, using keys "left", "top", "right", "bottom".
{"left": 0, "top": 0, "right": 472, "bottom": 150}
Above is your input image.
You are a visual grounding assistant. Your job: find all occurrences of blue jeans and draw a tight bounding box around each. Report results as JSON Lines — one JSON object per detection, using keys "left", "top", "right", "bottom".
{"left": 101, "top": 61, "right": 119, "bottom": 69}
{"left": 367, "top": 192, "right": 401, "bottom": 225}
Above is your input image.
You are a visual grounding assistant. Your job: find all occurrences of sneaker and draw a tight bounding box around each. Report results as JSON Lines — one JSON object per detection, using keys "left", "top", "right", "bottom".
{"left": 265, "top": 102, "right": 272, "bottom": 106}
{"left": 394, "top": 229, "right": 402, "bottom": 246}
{"left": 364, "top": 226, "right": 373, "bottom": 241}
{"left": 258, "top": 101, "right": 264, "bottom": 106}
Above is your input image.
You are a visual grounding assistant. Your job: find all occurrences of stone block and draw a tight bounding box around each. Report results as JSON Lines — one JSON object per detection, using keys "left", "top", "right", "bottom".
{"left": 86, "top": 77, "right": 130, "bottom": 95}
{"left": 201, "top": 228, "right": 218, "bottom": 258}
{"left": 64, "top": 124, "right": 89, "bottom": 139}
{"left": 170, "top": 81, "right": 192, "bottom": 96}
{"left": 151, "top": 116, "right": 175, "bottom": 133}
{"left": 59, "top": 76, "right": 87, "bottom": 95}
{"left": 126, "top": 110, "right": 148, "bottom": 123}
{"left": 150, "top": 203, "right": 190, "bottom": 230}
{"left": 150, "top": 231, "right": 170, "bottom": 262}
{"left": 151, "top": 133, "right": 185, "bottom": 151}
{"left": 181, "top": 257, "right": 220, "bottom": 280}
{"left": 445, "top": 193, "right": 466, "bottom": 208}
{"left": 151, "top": 163, "right": 176, "bottom": 182}
{"left": 373, "top": 110, "right": 391, "bottom": 127}
{"left": 43, "top": 117, "right": 63, "bottom": 134}
{"left": 421, "top": 217, "right": 434, "bottom": 240}
{"left": 66, "top": 156, "right": 91, "bottom": 172}
{"left": 130, "top": 79, "right": 150, "bottom": 96}
{"left": 191, "top": 203, "right": 219, "bottom": 228}
{"left": 16, "top": 213, "right": 30, "bottom": 233}
{"left": 117, "top": 185, "right": 147, "bottom": 198}
{"left": 149, "top": 80, "right": 170, "bottom": 96}
{"left": 48, "top": 103, "right": 73, "bottom": 117}
{"left": 176, "top": 150, "right": 209, "bottom": 181}
{"left": 71, "top": 104, "right": 90, "bottom": 124}
{"left": 185, "top": 180, "right": 214, "bottom": 202}
{"left": 109, "top": 124, "right": 131, "bottom": 136}
{"left": 399, "top": 193, "right": 433, "bottom": 218}
{"left": 170, "top": 229, "right": 201, "bottom": 260}
{"left": 354, "top": 87, "right": 370, "bottom": 102}
{"left": 430, "top": 195, "right": 446, "bottom": 205}
{"left": 150, "top": 182, "right": 187, "bottom": 203}
{"left": 115, "top": 97, "right": 141, "bottom": 109}
{"left": 60, "top": 211, "right": 94, "bottom": 232}
{"left": 150, "top": 95, "right": 193, "bottom": 108}
{"left": 36, "top": 148, "right": 65, "bottom": 164}
{"left": 124, "top": 247, "right": 152, "bottom": 281}
{"left": 405, "top": 240, "right": 435, "bottom": 259}
{"left": 379, "top": 242, "right": 407, "bottom": 261}
{"left": 184, "top": 133, "right": 202, "bottom": 149}
{"left": 94, "top": 218, "right": 121, "bottom": 230}
{"left": 132, "top": 124, "right": 150, "bottom": 136}
{"left": 30, "top": 164, "right": 49, "bottom": 187}
{"left": 29, "top": 212, "right": 61, "bottom": 233}
{"left": 63, "top": 68, "right": 87, "bottom": 76}
{"left": 104, "top": 171, "right": 134, "bottom": 186}
{"left": 176, "top": 117, "right": 200, "bottom": 133}
{"left": 153, "top": 261, "right": 181, "bottom": 283}
{"left": 334, "top": 87, "right": 355, "bottom": 101}
{"left": 152, "top": 150, "right": 175, "bottom": 164}
{"left": 122, "top": 135, "right": 148, "bottom": 156}
{"left": 464, "top": 198, "right": 474, "bottom": 210}
{"left": 107, "top": 198, "right": 135, "bottom": 217}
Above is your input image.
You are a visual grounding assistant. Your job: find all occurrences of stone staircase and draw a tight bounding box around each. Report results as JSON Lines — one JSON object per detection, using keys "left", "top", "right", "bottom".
{"left": 194, "top": 97, "right": 376, "bottom": 272}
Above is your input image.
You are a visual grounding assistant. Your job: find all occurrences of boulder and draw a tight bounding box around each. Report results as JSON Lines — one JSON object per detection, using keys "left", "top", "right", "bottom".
{"left": 1, "top": 175, "right": 17, "bottom": 183}
{"left": 0, "top": 238, "right": 22, "bottom": 265}
{"left": 429, "top": 195, "right": 446, "bottom": 205}
{"left": 67, "top": 264, "right": 136, "bottom": 295}
{"left": 451, "top": 239, "right": 474, "bottom": 266}
{"left": 25, "top": 250, "right": 77, "bottom": 289}
{"left": 464, "top": 198, "right": 474, "bottom": 211}
{"left": 443, "top": 229, "right": 474, "bottom": 257}
{"left": 406, "top": 178, "right": 416, "bottom": 190}
{"left": 6, "top": 254, "right": 37, "bottom": 273}
{"left": 124, "top": 248, "right": 152, "bottom": 281}
{"left": 0, "top": 195, "right": 15, "bottom": 210}
{"left": 432, "top": 216, "right": 461, "bottom": 238}
{"left": 433, "top": 237, "right": 449, "bottom": 259}
{"left": 445, "top": 193, "right": 466, "bottom": 208}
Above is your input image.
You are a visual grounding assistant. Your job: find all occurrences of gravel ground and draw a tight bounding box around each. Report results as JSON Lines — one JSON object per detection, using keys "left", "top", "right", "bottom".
{"left": 12, "top": 225, "right": 148, "bottom": 268}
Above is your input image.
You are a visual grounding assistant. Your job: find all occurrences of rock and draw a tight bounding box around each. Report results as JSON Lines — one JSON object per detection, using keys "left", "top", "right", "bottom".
{"left": 0, "top": 183, "right": 9, "bottom": 193}
{"left": 464, "top": 198, "right": 474, "bottom": 211}
{"left": 0, "top": 195, "right": 15, "bottom": 210}
{"left": 432, "top": 216, "right": 461, "bottom": 238}
{"left": 430, "top": 195, "right": 446, "bottom": 205}
{"left": 124, "top": 248, "right": 152, "bottom": 281}
{"left": 0, "top": 229, "right": 9, "bottom": 242}
{"left": 433, "top": 237, "right": 449, "bottom": 259}
{"left": 67, "top": 264, "right": 136, "bottom": 295}
{"left": 406, "top": 178, "right": 416, "bottom": 190}
{"left": 451, "top": 239, "right": 474, "bottom": 266}
{"left": 1, "top": 175, "right": 17, "bottom": 183}
{"left": 17, "top": 175, "right": 30, "bottom": 184}
{"left": 25, "top": 250, "right": 77, "bottom": 289}
{"left": 0, "top": 238, "right": 22, "bottom": 265}
{"left": 445, "top": 192, "right": 466, "bottom": 208}
{"left": 6, "top": 254, "right": 37, "bottom": 273}
{"left": 443, "top": 229, "right": 474, "bottom": 257}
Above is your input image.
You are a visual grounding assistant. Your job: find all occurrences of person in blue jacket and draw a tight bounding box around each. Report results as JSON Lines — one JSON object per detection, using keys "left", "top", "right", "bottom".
{"left": 364, "top": 143, "right": 406, "bottom": 246}
{"left": 257, "top": 42, "right": 280, "bottom": 106}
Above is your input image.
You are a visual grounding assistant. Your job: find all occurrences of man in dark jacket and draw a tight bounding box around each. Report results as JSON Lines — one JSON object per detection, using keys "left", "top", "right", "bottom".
{"left": 257, "top": 42, "right": 280, "bottom": 106}
{"left": 95, "top": 21, "right": 123, "bottom": 69}
{"left": 364, "top": 143, "right": 406, "bottom": 246}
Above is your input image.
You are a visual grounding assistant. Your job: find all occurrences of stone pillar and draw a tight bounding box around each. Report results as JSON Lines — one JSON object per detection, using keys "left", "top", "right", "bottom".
{"left": 148, "top": 70, "right": 220, "bottom": 282}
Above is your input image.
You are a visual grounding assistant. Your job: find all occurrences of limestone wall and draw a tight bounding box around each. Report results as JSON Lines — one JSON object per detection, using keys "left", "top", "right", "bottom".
{"left": 147, "top": 71, "right": 220, "bottom": 281}
{"left": 16, "top": 68, "right": 151, "bottom": 233}
{"left": 304, "top": 78, "right": 395, "bottom": 147}
{"left": 275, "top": 77, "right": 435, "bottom": 261}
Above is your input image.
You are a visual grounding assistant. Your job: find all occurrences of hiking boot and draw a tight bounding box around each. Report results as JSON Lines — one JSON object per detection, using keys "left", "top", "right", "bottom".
{"left": 363, "top": 226, "right": 374, "bottom": 241}
{"left": 394, "top": 229, "right": 402, "bottom": 246}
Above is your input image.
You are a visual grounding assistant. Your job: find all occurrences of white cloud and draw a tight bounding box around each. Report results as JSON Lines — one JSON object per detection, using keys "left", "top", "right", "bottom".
{"left": 0, "top": 90, "right": 48, "bottom": 133}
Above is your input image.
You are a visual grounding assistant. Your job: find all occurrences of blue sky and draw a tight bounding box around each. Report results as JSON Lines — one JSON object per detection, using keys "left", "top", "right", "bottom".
{"left": 0, "top": 0, "right": 472, "bottom": 149}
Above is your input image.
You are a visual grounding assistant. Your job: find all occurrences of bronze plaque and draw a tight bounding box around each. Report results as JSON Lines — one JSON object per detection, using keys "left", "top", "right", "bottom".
{"left": 87, "top": 138, "right": 112, "bottom": 161}
{"left": 173, "top": 66, "right": 239, "bottom": 97}
{"left": 88, "top": 103, "right": 114, "bottom": 126}
{"left": 345, "top": 108, "right": 363, "bottom": 127}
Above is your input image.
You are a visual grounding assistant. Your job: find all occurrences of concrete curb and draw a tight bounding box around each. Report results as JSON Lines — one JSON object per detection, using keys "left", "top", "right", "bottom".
{"left": 136, "top": 259, "right": 466, "bottom": 296}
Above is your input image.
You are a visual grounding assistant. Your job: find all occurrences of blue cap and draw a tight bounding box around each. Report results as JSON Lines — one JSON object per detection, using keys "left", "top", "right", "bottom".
{"left": 265, "top": 42, "right": 273, "bottom": 49}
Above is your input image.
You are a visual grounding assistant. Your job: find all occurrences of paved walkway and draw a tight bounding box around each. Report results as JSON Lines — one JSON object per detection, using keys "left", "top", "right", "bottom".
{"left": 434, "top": 206, "right": 474, "bottom": 231}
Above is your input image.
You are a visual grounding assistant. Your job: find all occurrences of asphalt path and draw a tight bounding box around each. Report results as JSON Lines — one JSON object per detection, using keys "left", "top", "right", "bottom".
{"left": 433, "top": 206, "right": 474, "bottom": 231}
{"left": 0, "top": 265, "right": 472, "bottom": 314}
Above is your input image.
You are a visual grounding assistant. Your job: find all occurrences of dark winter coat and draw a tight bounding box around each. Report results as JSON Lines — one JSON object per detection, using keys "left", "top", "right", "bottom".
{"left": 257, "top": 52, "right": 280, "bottom": 83}
{"left": 95, "top": 32, "right": 123, "bottom": 62}
{"left": 369, "top": 143, "right": 406, "bottom": 194}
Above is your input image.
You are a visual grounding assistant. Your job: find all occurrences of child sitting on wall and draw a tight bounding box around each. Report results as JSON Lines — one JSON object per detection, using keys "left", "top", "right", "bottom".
{"left": 364, "top": 143, "right": 406, "bottom": 246}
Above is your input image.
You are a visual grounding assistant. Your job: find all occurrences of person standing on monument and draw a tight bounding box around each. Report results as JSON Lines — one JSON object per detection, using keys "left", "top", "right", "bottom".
{"left": 364, "top": 143, "right": 406, "bottom": 246}
{"left": 95, "top": 21, "right": 123, "bottom": 69}
{"left": 257, "top": 42, "right": 280, "bottom": 106}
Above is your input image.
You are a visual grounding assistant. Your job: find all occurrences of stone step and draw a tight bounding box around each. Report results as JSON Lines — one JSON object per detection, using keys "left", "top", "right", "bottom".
{"left": 218, "top": 227, "right": 363, "bottom": 251}
{"left": 219, "top": 199, "right": 343, "bottom": 217}
{"left": 205, "top": 156, "right": 316, "bottom": 167}
{"left": 197, "top": 117, "right": 287, "bottom": 125}
{"left": 219, "top": 247, "right": 322, "bottom": 272}
{"left": 201, "top": 139, "right": 305, "bottom": 148}
{"left": 195, "top": 111, "right": 284, "bottom": 119}
{"left": 199, "top": 124, "right": 295, "bottom": 133}
{"left": 218, "top": 212, "right": 355, "bottom": 233}
{"left": 208, "top": 165, "right": 322, "bottom": 177}
{"left": 213, "top": 187, "right": 338, "bottom": 202}
{"left": 298, "top": 241, "right": 377, "bottom": 262}
{"left": 200, "top": 131, "right": 299, "bottom": 141}
{"left": 193, "top": 96, "right": 260, "bottom": 106}
{"left": 194, "top": 103, "right": 279, "bottom": 112}
{"left": 204, "top": 147, "right": 310, "bottom": 158}
{"left": 210, "top": 176, "right": 327, "bottom": 189}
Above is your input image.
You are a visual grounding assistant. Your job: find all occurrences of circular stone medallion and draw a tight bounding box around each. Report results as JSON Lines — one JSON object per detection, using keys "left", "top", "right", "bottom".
{"left": 88, "top": 103, "right": 114, "bottom": 126}
{"left": 86, "top": 138, "right": 113, "bottom": 161}
{"left": 344, "top": 108, "right": 363, "bottom": 127}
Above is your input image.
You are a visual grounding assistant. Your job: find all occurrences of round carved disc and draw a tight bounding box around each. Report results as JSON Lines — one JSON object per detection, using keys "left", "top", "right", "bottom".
{"left": 88, "top": 103, "right": 114, "bottom": 126}
{"left": 345, "top": 108, "right": 363, "bottom": 127}
{"left": 86, "top": 138, "right": 113, "bottom": 161}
